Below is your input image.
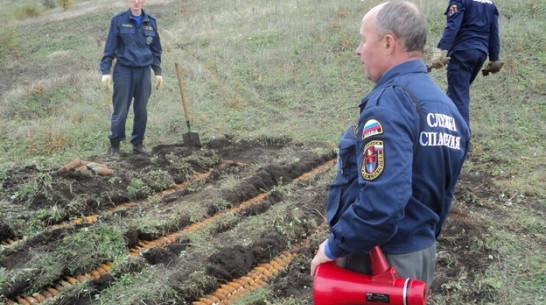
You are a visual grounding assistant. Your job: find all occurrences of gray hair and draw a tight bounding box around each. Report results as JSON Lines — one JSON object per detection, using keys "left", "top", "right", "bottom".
{"left": 375, "top": 1, "right": 427, "bottom": 52}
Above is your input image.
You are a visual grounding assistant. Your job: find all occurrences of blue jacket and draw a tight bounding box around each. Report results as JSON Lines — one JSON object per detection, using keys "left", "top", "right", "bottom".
{"left": 100, "top": 9, "right": 162, "bottom": 75}
{"left": 325, "top": 60, "right": 470, "bottom": 258}
{"left": 438, "top": 0, "right": 500, "bottom": 61}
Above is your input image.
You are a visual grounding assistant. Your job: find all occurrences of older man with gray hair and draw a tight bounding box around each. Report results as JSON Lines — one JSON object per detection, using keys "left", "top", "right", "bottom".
{"left": 310, "top": 1, "right": 470, "bottom": 287}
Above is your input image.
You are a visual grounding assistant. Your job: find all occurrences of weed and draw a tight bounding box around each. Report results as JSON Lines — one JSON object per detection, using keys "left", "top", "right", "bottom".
{"left": 141, "top": 169, "right": 175, "bottom": 192}
{"left": 58, "top": 224, "right": 126, "bottom": 275}
{"left": 0, "top": 28, "right": 20, "bottom": 65}
{"left": 66, "top": 195, "right": 87, "bottom": 215}
{"left": 14, "top": 3, "right": 42, "bottom": 20}
{"left": 96, "top": 268, "right": 177, "bottom": 305}
{"left": 43, "top": 0, "right": 57, "bottom": 9}
{"left": 58, "top": 0, "right": 74, "bottom": 10}
{"left": 175, "top": 269, "right": 218, "bottom": 301}
{"left": 126, "top": 178, "right": 150, "bottom": 197}
{"left": 231, "top": 287, "right": 270, "bottom": 304}
{"left": 9, "top": 172, "right": 53, "bottom": 205}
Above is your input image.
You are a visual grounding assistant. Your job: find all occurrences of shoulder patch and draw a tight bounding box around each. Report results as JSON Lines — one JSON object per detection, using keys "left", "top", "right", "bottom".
{"left": 448, "top": 4, "right": 457, "bottom": 16}
{"left": 362, "top": 140, "right": 384, "bottom": 180}
{"left": 362, "top": 119, "right": 383, "bottom": 140}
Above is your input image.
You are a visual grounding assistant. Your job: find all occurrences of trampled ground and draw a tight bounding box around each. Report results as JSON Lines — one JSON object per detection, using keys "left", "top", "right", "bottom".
{"left": 0, "top": 136, "right": 536, "bottom": 304}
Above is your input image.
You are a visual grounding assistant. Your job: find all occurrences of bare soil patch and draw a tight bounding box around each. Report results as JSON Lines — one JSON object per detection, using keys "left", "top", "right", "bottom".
{"left": 0, "top": 137, "right": 525, "bottom": 304}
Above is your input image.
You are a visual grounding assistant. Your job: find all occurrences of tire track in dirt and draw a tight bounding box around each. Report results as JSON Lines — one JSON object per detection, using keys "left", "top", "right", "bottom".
{"left": 1, "top": 138, "right": 336, "bottom": 304}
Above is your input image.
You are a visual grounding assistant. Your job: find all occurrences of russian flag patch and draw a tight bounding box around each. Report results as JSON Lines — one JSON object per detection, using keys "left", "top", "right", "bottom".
{"left": 362, "top": 119, "right": 384, "bottom": 140}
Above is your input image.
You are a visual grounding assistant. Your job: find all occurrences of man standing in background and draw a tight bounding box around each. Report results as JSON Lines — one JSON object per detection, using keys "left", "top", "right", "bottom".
{"left": 430, "top": 0, "right": 502, "bottom": 129}
{"left": 100, "top": 0, "right": 163, "bottom": 158}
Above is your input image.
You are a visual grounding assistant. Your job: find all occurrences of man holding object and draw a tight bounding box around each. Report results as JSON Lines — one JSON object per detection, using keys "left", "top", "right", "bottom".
{"left": 310, "top": 1, "right": 470, "bottom": 287}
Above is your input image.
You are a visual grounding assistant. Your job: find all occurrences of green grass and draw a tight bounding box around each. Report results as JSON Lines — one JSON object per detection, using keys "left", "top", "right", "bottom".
{"left": 0, "top": 0, "right": 544, "bottom": 304}
{"left": 0, "top": 223, "right": 126, "bottom": 295}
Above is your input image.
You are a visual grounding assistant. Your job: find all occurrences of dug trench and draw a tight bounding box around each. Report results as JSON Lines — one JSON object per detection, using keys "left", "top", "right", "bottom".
{"left": 0, "top": 136, "right": 334, "bottom": 304}
{"left": 0, "top": 136, "right": 516, "bottom": 304}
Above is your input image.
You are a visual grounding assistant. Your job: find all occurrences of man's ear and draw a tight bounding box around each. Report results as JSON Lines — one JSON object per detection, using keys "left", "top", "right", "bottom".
{"left": 384, "top": 34, "right": 395, "bottom": 54}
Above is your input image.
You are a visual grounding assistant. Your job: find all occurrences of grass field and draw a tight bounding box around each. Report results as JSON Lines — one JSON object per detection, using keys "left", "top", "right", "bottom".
{"left": 0, "top": 0, "right": 544, "bottom": 304}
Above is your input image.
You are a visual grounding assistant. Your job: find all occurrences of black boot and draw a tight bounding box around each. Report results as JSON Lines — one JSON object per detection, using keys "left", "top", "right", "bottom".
{"left": 109, "top": 138, "right": 121, "bottom": 159}
{"left": 133, "top": 143, "right": 150, "bottom": 155}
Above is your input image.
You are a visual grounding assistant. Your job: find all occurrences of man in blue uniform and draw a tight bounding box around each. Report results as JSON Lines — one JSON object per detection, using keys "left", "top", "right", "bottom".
{"left": 310, "top": 1, "right": 471, "bottom": 287}
{"left": 100, "top": 0, "right": 163, "bottom": 157}
{"left": 431, "top": 0, "right": 502, "bottom": 128}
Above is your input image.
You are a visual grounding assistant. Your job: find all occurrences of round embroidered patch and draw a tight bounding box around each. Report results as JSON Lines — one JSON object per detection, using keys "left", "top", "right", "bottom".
{"left": 362, "top": 119, "right": 383, "bottom": 140}
{"left": 362, "top": 140, "right": 384, "bottom": 180}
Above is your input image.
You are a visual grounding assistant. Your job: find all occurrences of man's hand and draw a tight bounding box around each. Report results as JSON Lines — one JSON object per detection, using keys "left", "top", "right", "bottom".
{"left": 481, "top": 61, "right": 504, "bottom": 76}
{"left": 431, "top": 49, "right": 450, "bottom": 69}
{"left": 155, "top": 75, "right": 163, "bottom": 90}
{"left": 101, "top": 75, "right": 111, "bottom": 90}
{"left": 310, "top": 239, "right": 335, "bottom": 276}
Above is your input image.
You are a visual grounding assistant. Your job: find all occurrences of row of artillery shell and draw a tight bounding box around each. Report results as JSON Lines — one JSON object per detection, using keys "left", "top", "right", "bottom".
{"left": 7, "top": 262, "right": 114, "bottom": 305}
{"left": 192, "top": 252, "right": 297, "bottom": 305}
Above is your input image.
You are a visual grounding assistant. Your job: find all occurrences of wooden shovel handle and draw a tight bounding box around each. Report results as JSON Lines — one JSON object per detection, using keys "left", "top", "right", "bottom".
{"left": 175, "top": 62, "right": 191, "bottom": 123}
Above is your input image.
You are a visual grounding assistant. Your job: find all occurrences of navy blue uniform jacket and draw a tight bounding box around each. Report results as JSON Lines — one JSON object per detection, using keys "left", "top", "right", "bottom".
{"left": 100, "top": 9, "right": 162, "bottom": 75}
{"left": 326, "top": 60, "right": 471, "bottom": 258}
{"left": 438, "top": 0, "right": 500, "bottom": 61}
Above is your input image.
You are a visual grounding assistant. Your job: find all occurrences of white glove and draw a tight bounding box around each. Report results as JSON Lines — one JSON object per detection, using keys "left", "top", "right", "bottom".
{"left": 101, "top": 75, "right": 111, "bottom": 90}
{"left": 155, "top": 75, "right": 163, "bottom": 90}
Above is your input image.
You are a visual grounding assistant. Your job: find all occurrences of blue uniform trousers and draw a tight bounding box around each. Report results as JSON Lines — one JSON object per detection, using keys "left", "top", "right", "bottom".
{"left": 109, "top": 64, "right": 151, "bottom": 145}
{"left": 446, "top": 49, "right": 487, "bottom": 128}
{"left": 339, "top": 244, "right": 437, "bottom": 288}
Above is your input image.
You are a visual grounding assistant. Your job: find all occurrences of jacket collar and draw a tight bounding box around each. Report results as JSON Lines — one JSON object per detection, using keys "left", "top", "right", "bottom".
{"left": 359, "top": 60, "right": 427, "bottom": 108}
{"left": 126, "top": 8, "right": 151, "bottom": 24}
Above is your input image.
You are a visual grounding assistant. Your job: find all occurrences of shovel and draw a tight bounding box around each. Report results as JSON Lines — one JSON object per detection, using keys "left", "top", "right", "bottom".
{"left": 175, "top": 62, "right": 201, "bottom": 147}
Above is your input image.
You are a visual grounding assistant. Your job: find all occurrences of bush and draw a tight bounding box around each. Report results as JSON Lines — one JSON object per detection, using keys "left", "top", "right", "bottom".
{"left": 43, "top": 0, "right": 57, "bottom": 9}
{"left": 0, "top": 29, "right": 19, "bottom": 65}
{"left": 58, "top": 0, "right": 74, "bottom": 10}
{"left": 14, "top": 3, "right": 43, "bottom": 20}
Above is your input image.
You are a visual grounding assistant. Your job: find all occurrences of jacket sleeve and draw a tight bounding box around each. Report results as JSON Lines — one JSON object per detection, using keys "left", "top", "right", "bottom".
{"left": 327, "top": 87, "right": 417, "bottom": 258}
{"left": 99, "top": 17, "right": 118, "bottom": 75}
{"left": 437, "top": 0, "right": 464, "bottom": 51}
{"left": 488, "top": 6, "right": 500, "bottom": 61}
{"left": 150, "top": 19, "right": 162, "bottom": 76}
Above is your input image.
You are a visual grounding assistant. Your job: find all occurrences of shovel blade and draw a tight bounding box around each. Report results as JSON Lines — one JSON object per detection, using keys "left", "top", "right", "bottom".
{"left": 183, "top": 131, "right": 201, "bottom": 147}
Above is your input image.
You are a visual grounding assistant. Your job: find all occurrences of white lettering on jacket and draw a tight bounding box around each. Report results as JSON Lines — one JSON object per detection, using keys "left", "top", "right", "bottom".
{"left": 420, "top": 113, "right": 461, "bottom": 150}
{"left": 420, "top": 132, "right": 461, "bottom": 150}
{"left": 426, "top": 113, "right": 457, "bottom": 132}
{"left": 473, "top": 0, "right": 493, "bottom": 5}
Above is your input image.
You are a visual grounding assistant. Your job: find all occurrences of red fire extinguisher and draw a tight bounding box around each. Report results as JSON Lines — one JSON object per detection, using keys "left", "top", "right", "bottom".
{"left": 313, "top": 246, "right": 428, "bottom": 305}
